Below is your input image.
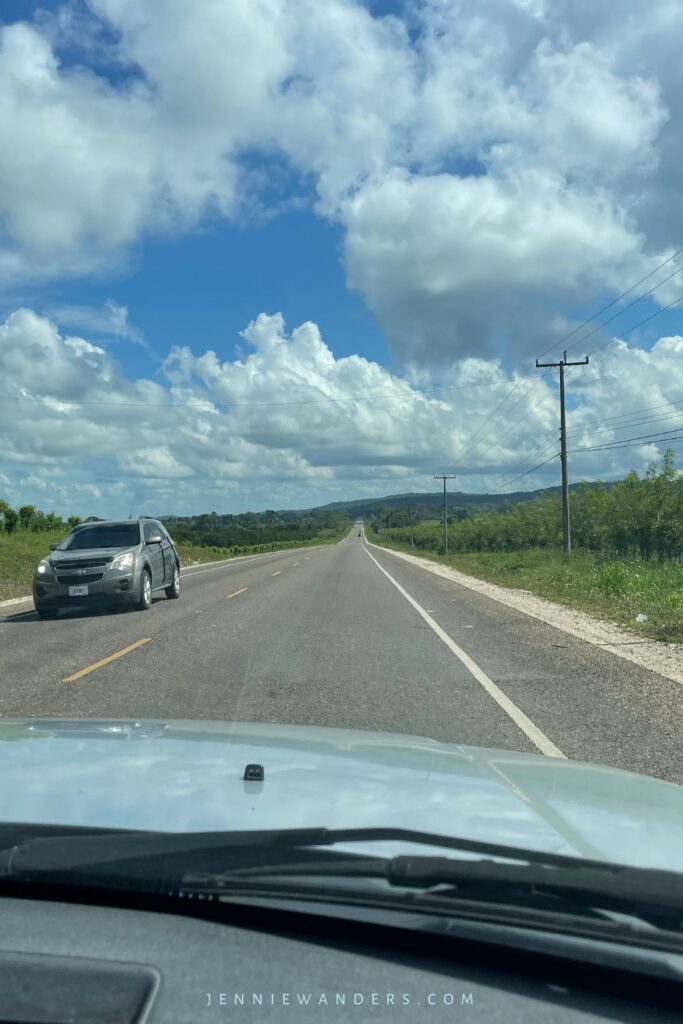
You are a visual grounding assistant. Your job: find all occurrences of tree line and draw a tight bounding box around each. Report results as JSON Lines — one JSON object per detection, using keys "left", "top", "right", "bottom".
{"left": 163, "top": 508, "right": 351, "bottom": 547}
{"left": 0, "top": 499, "right": 351, "bottom": 548}
{"left": 371, "top": 451, "right": 683, "bottom": 561}
{"left": 0, "top": 501, "right": 81, "bottom": 534}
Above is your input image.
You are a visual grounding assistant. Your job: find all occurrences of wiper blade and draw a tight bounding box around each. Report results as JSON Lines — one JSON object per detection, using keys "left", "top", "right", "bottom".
{"left": 2, "top": 824, "right": 682, "bottom": 941}
{"left": 183, "top": 854, "right": 683, "bottom": 932}
{"left": 0, "top": 824, "right": 635, "bottom": 877}
{"left": 2, "top": 825, "right": 681, "bottom": 932}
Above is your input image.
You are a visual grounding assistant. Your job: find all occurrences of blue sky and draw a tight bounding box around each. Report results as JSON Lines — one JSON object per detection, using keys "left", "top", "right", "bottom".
{"left": 1, "top": 0, "right": 682, "bottom": 518}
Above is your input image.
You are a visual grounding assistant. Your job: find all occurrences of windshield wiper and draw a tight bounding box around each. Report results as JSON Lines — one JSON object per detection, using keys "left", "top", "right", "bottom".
{"left": 1, "top": 825, "right": 681, "bottom": 935}
{"left": 188, "top": 854, "right": 683, "bottom": 931}
{"left": 0, "top": 823, "right": 656, "bottom": 872}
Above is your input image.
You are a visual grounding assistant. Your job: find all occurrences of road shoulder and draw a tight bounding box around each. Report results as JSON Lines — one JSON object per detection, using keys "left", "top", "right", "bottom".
{"left": 367, "top": 540, "right": 683, "bottom": 686}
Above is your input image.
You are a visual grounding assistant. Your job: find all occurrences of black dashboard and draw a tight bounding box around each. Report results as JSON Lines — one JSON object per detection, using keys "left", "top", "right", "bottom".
{"left": 1, "top": 894, "right": 681, "bottom": 1023}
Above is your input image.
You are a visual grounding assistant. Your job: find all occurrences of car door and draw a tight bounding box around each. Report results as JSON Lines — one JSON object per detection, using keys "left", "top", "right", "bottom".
{"left": 158, "top": 523, "right": 177, "bottom": 584}
{"left": 143, "top": 521, "right": 166, "bottom": 589}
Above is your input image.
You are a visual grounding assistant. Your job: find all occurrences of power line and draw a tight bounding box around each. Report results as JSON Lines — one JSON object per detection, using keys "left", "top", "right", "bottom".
{"left": 0, "top": 373, "right": 545, "bottom": 413}
{"left": 583, "top": 397, "right": 683, "bottom": 426}
{"left": 458, "top": 263, "right": 683, "bottom": 472}
{"left": 485, "top": 406, "right": 683, "bottom": 494}
{"left": 457, "top": 373, "right": 557, "bottom": 470}
{"left": 564, "top": 409, "right": 683, "bottom": 442}
{"left": 579, "top": 290, "right": 683, "bottom": 362}
{"left": 484, "top": 432, "right": 559, "bottom": 493}
{"left": 536, "top": 245, "right": 683, "bottom": 360}
{"left": 541, "top": 260, "right": 683, "bottom": 361}
{"left": 488, "top": 451, "right": 560, "bottom": 494}
{"left": 570, "top": 427, "right": 683, "bottom": 455}
{"left": 483, "top": 290, "right": 683, "bottom": 462}
{"left": 489, "top": 432, "right": 682, "bottom": 494}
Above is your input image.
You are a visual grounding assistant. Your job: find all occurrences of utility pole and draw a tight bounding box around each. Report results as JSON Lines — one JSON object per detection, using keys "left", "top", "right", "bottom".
{"left": 535, "top": 350, "right": 589, "bottom": 553}
{"left": 434, "top": 475, "right": 456, "bottom": 555}
{"left": 409, "top": 504, "right": 414, "bottom": 549}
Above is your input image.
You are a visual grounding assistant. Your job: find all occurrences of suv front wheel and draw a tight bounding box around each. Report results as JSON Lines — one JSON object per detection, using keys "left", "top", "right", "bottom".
{"left": 135, "top": 569, "right": 152, "bottom": 611}
{"left": 165, "top": 563, "right": 180, "bottom": 600}
{"left": 35, "top": 603, "right": 59, "bottom": 620}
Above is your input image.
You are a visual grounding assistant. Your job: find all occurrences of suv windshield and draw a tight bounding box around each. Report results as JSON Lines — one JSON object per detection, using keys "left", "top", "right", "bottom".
{"left": 60, "top": 525, "right": 140, "bottom": 551}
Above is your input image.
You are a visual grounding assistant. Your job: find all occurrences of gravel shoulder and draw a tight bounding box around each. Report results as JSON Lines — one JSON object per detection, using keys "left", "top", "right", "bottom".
{"left": 369, "top": 541, "right": 683, "bottom": 686}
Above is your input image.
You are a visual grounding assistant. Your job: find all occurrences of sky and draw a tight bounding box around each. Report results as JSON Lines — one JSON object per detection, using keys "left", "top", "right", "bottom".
{"left": 1, "top": 0, "right": 683, "bottom": 518}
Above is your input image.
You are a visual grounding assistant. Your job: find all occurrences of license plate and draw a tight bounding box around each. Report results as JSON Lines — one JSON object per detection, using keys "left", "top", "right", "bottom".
{"left": 68, "top": 585, "right": 89, "bottom": 597}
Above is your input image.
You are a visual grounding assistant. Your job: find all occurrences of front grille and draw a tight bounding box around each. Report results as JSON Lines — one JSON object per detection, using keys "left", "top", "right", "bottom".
{"left": 53, "top": 558, "right": 111, "bottom": 571}
{"left": 57, "top": 573, "right": 105, "bottom": 585}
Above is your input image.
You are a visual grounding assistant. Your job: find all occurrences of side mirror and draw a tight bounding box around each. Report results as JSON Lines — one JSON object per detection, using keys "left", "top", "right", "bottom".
{"left": 148, "top": 534, "right": 163, "bottom": 545}
{"left": 49, "top": 543, "right": 59, "bottom": 551}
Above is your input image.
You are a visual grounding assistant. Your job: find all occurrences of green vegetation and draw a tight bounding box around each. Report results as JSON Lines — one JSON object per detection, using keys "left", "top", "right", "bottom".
{"left": 0, "top": 501, "right": 351, "bottom": 602}
{"left": 370, "top": 452, "right": 683, "bottom": 643}
{"left": 0, "top": 528, "right": 67, "bottom": 601}
{"left": 174, "top": 534, "right": 343, "bottom": 568}
{"left": 162, "top": 507, "right": 350, "bottom": 549}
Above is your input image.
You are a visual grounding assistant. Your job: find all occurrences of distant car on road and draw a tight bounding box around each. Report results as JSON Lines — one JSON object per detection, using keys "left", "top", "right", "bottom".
{"left": 33, "top": 518, "right": 180, "bottom": 619}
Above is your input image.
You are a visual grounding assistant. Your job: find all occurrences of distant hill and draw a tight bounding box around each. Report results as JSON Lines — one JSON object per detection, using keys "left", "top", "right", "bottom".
{"left": 160, "top": 481, "right": 606, "bottom": 526}
{"left": 305, "top": 482, "right": 602, "bottom": 519}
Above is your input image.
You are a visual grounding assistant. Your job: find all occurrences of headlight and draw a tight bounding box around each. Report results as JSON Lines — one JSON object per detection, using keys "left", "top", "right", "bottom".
{"left": 36, "top": 560, "right": 50, "bottom": 575}
{"left": 111, "top": 551, "right": 135, "bottom": 571}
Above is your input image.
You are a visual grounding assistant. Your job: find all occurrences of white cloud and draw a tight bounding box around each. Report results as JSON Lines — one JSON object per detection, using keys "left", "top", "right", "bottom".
{"left": 1, "top": 308, "right": 682, "bottom": 516}
{"left": 1, "top": 0, "right": 683, "bottom": 515}
{"left": 342, "top": 168, "right": 641, "bottom": 364}
{"left": 0, "top": 0, "right": 677, "bottom": 371}
{"left": 49, "top": 299, "right": 144, "bottom": 345}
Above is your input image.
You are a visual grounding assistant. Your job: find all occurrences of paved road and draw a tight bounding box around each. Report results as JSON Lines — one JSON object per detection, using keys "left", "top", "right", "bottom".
{"left": 1, "top": 527, "right": 681, "bottom": 783}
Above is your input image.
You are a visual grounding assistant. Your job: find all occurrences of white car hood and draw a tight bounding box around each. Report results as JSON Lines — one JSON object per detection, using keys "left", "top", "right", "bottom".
{"left": 1, "top": 719, "right": 682, "bottom": 870}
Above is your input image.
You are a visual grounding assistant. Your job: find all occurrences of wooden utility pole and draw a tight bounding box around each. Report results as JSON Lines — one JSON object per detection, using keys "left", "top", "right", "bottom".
{"left": 434, "top": 475, "right": 456, "bottom": 554}
{"left": 535, "top": 350, "right": 589, "bottom": 552}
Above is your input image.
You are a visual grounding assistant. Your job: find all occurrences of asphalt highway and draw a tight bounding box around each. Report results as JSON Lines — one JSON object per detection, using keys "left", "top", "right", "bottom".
{"left": 1, "top": 526, "right": 681, "bottom": 783}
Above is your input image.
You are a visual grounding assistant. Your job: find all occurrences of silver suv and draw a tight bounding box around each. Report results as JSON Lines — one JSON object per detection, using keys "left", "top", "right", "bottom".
{"left": 33, "top": 518, "right": 181, "bottom": 619}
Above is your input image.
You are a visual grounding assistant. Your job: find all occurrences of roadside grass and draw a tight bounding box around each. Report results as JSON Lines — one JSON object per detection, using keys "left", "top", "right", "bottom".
{"left": 0, "top": 530, "right": 65, "bottom": 601}
{"left": 0, "top": 527, "right": 350, "bottom": 602}
{"left": 371, "top": 534, "right": 683, "bottom": 644}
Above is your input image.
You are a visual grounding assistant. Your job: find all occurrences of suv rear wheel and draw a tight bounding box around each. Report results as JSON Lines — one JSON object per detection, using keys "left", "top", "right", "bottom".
{"left": 136, "top": 569, "right": 152, "bottom": 611}
{"left": 165, "top": 563, "right": 180, "bottom": 600}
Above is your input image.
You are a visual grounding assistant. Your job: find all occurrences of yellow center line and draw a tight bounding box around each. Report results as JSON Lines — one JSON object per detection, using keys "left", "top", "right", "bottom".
{"left": 63, "top": 637, "right": 152, "bottom": 683}
{"left": 271, "top": 570, "right": 282, "bottom": 576}
{"left": 227, "top": 587, "right": 248, "bottom": 599}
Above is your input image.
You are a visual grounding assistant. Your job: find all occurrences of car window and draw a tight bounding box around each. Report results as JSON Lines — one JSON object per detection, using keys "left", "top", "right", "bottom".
{"left": 60, "top": 525, "right": 140, "bottom": 550}
{"left": 143, "top": 523, "right": 158, "bottom": 543}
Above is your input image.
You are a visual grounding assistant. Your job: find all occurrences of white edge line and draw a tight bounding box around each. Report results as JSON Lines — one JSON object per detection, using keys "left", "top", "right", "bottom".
{"left": 366, "top": 539, "right": 683, "bottom": 687}
{"left": 363, "top": 544, "right": 566, "bottom": 759}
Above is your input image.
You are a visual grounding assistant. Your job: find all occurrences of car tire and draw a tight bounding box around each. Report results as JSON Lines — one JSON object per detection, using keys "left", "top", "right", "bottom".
{"left": 165, "top": 563, "right": 180, "bottom": 600}
{"left": 136, "top": 569, "right": 152, "bottom": 611}
{"left": 35, "top": 604, "right": 59, "bottom": 620}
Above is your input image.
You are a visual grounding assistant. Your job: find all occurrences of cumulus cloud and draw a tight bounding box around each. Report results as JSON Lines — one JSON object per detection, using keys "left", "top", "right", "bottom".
{"left": 1, "top": 308, "right": 682, "bottom": 516}
{"left": 1, "top": 1, "right": 683, "bottom": 512}
{"left": 0, "top": 0, "right": 681, "bottom": 369}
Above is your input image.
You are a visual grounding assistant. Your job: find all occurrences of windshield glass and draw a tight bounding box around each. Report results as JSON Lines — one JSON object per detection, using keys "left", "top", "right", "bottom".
{"left": 0, "top": 0, "right": 682, "bottom": 957}
{"left": 60, "top": 526, "right": 140, "bottom": 551}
